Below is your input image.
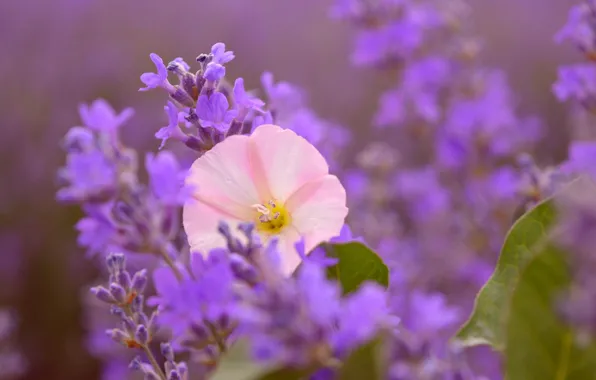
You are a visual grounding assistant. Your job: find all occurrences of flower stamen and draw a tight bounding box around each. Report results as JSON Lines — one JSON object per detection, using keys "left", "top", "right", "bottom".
{"left": 252, "top": 200, "right": 291, "bottom": 233}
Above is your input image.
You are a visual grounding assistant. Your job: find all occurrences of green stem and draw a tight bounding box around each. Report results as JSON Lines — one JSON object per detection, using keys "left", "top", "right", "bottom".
{"left": 143, "top": 344, "right": 167, "bottom": 380}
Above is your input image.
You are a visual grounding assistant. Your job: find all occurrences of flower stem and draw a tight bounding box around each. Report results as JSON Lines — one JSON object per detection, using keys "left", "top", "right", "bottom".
{"left": 143, "top": 344, "right": 167, "bottom": 380}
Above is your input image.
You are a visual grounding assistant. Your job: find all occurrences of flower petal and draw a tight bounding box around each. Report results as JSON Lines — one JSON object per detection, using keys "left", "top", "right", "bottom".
{"left": 183, "top": 197, "right": 242, "bottom": 254}
{"left": 186, "top": 134, "right": 260, "bottom": 219}
{"left": 249, "top": 124, "right": 329, "bottom": 202}
{"left": 275, "top": 226, "right": 303, "bottom": 276}
{"left": 286, "top": 175, "right": 348, "bottom": 252}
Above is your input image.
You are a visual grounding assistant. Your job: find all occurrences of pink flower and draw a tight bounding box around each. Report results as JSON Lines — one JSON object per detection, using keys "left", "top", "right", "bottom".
{"left": 183, "top": 124, "right": 348, "bottom": 275}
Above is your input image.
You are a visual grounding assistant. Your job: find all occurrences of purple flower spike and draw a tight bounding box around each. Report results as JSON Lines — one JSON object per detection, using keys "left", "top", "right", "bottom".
{"left": 140, "top": 53, "right": 168, "bottom": 91}
{"left": 210, "top": 42, "right": 235, "bottom": 64}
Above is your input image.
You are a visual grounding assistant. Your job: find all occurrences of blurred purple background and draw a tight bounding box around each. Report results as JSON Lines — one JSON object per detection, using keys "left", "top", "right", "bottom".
{"left": 0, "top": 0, "right": 578, "bottom": 378}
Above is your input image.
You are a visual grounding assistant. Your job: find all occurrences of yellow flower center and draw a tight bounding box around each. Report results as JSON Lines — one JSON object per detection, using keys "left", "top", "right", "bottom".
{"left": 252, "top": 200, "right": 291, "bottom": 234}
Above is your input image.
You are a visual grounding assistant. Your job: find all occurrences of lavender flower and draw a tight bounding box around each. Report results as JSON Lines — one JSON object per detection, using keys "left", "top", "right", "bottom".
{"left": 155, "top": 102, "right": 188, "bottom": 149}
{"left": 234, "top": 240, "right": 396, "bottom": 371}
{"left": 90, "top": 253, "right": 187, "bottom": 380}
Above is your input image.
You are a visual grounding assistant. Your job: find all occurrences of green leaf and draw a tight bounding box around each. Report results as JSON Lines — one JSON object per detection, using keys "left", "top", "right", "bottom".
{"left": 211, "top": 340, "right": 263, "bottom": 380}
{"left": 252, "top": 367, "right": 312, "bottom": 380}
{"left": 455, "top": 196, "right": 557, "bottom": 349}
{"left": 505, "top": 248, "right": 596, "bottom": 380}
{"left": 322, "top": 242, "right": 389, "bottom": 295}
{"left": 337, "top": 337, "right": 386, "bottom": 380}
{"left": 211, "top": 340, "right": 312, "bottom": 380}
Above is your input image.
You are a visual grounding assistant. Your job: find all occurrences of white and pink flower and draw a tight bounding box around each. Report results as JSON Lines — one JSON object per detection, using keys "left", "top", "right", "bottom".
{"left": 183, "top": 124, "right": 348, "bottom": 275}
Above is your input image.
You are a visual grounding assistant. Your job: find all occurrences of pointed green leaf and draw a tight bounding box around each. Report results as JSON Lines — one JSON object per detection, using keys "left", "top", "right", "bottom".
{"left": 505, "top": 248, "right": 596, "bottom": 380}
{"left": 322, "top": 242, "right": 389, "bottom": 295}
{"left": 455, "top": 197, "right": 557, "bottom": 349}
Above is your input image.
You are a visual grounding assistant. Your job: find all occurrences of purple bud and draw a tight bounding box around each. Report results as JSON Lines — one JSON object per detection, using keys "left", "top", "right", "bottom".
{"left": 137, "top": 311, "right": 149, "bottom": 328}
{"left": 229, "top": 254, "right": 258, "bottom": 284}
{"left": 90, "top": 286, "right": 116, "bottom": 304}
{"left": 135, "top": 325, "right": 150, "bottom": 345}
{"left": 182, "top": 73, "right": 197, "bottom": 99}
{"left": 168, "top": 370, "right": 182, "bottom": 380}
{"left": 109, "top": 283, "right": 127, "bottom": 304}
{"left": 196, "top": 53, "right": 211, "bottom": 64}
{"left": 238, "top": 222, "right": 255, "bottom": 238}
{"left": 170, "top": 87, "right": 195, "bottom": 108}
{"left": 184, "top": 135, "right": 203, "bottom": 151}
{"left": 112, "top": 202, "right": 135, "bottom": 224}
{"left": 129, "top": 356, "right": 143, "bottom": 371}
{"left": 106, "top": 328, "right": 128, "bottom": 344}
{"left": 217, "top": 313, "right": 231, "bottom": 330}
{"left": 226, "top": 119, "right": 242, "bottom": 136}
{"left": 148, "top": 311, "right": 160, "bottom": 336}
{"left": 121, "top": 316, "right": 137, "bottom": 334}
{"left": 161, "top": 342, "right": 174, "bottom": 362}
{"left": 130, "top": 357, "right": 160, "bottom": 380}
{"left": 190, "top": 322, "right": 210, "bottom": 342}
{"left": 177, "top": 363, "right": 188, "bottom": 376}
{"left": 195, "top": 75, "right": 206, "bottom": 94}
{"left": 131, "top": 269, "right": 148, "bottom": 294}
{"left": 106, "top": 253, "right": 126, "bottom": 273}
{"left": 110, "top": 305, "right": 126, "bottom": 318}
{"left": 131, "top": 294, "right": 144, "bottom": 313}
{"left": 117, "top": 270, "right": 132, "bottom": 290}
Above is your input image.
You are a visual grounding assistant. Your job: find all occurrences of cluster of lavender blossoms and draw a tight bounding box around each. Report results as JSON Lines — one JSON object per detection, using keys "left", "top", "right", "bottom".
{"left": 551, "top": 0, "right": 596, "bottom": 345}
{"left": 330, "top": 0, "right": 549, "bottom": 376}
{"left": 57, "top": 43, "right": 402, "bottom": 379}
{"left": 53, "top": 0, "right": 596, "bottom": 378}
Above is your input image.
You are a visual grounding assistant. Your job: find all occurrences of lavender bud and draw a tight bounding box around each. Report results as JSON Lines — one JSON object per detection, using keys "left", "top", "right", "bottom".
{"left": 196, "top": 53, "right": 210, "bottom": 64}
{"left": 109, "top": 283, "right": 127, "bottom": 304}
{"left": 229, "top": 254, "right": 258, "bottom": 284}
{"left": 184, "top": 135, "right": 203, "bottom": 151}
{"left": 131, "top": 294, "right": 144, "bottom": 313}
{"left": 170, "top": 87, "right": 195, "bottom": 108}
{"left": 121, "top": 316, "right": 137, "bottom": 334}
{"left": 182, "top": 73, "right": 197, "bottom": 99}
{"left": 131, "top": 269, "right": 148, "bottom": 294}
{"left": 161, "top": 342, "right": 174, "bottom": 362}
{"left": 168, "top": 370, "right": 182, "bottom": 380}
{"left": 112, "top": 201, "right": 135, "bottom": 224}
{"left": 130, "top": 356, "right": 160, "bottom": 379}
{"left": 106, "top": 254, "right": 126, "bottom": 277}
{"left": 135, "top": 325, "right": 150, "bottom": 345}
{"left": 137, "top": 311, "right": 149, "bottom": 327}
{"left": 238, "top": 222, "right": 255, "bottom": 238}
{"left": 106, "top": 328, "right": 128, "bottom": 344}
{"left": 117, "top": 270, "right": 132, "bottom": 290}
{"left": 110, "top": 306, "right": 125, "bottom": 319}
{"left": 177, "top": 362, "right": 188, "bottom": 376}
{"left": 216, "top": 313, "right": 231, "bottom": 331}
{"left": 90, "top": 286, "right": 116, "bottom": 304}
{"left": 226, "top": 119, "right": 242, "bottom": 136}
{"left": 148, "top": 311, "right": 160, "bottom": 336}
{"left": 184, "top": 109, "right": 200, "bottom": 126}
{"left": 190, "top": 322, "right": 210, "bottom": 342}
